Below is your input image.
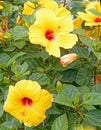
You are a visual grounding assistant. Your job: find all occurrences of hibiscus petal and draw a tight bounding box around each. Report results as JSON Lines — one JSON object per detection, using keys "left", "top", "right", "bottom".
{"left": 56, "top": 34, "right": 78, "bottom": 49}
{"left": 29, "top": 24, "right": 47, "bottom": 47}
{"left": 35, "top": 8, "right": 57, "bottom": 30}
{"left": 78, "top": 12, "right": 95, "bottom": 22}
{"left": 46, "top": 42, "right": 60, "bottom": 57}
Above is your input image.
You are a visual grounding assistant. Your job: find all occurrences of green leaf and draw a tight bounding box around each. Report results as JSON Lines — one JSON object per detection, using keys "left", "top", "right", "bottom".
{"left": 79, "top": 35, "right": 96, "bottom": 48}
{"left": 13, "top": 41, "right": 26, "bottom": 49}
{"left": 14, "top": 0, "right": 27, "bottom": 4}
{"left": 55, "top": 92, "right": 74, "bottom": 108}
{"left": 7, "top": 52, "right": 26, "bottom": 66}
{"left": 0, "top": 103, "right": 4, "bottom": 118}
{"left": 25, "top": 126, "right": 34, "bottom": 130}
{"left": 0, "top": 73, "right": 3, "bottom": 81}
{"left": 47, "top": 107, "right": 60, "bottom": 115}
{"left": 20, "top": 62, "right": 28, "bottom": 74}
{"left": 91, "top": 84, "right": 101, "bottom": 93}
{"left": 82, "top": 92, "right": 101, "bottom": 105}
{"left": 61, "top": 69, "right": 77, "bottom": 83}
{"left": 78, "top": 86, "right": 90, "bottom": 95}
{"left": 85, "top": 110, "right": 101, "bottom": 127}
{"left": 51, "top": 114, "right": 68, "bottom": 130}
{"left": 29, "top": 73, "right": 50, "bottom": 85}
{"left": 83, "top": 105, "right": 96, "bottom": 111}
{"left": 11, "top": 61, "right": 29, "bottom": 79}
{"left": 55, "top": 84, "right": 79, "bottom": 108}
{"left": 0, "top": 53, "right": 10, "bottom": 65}
{"left": 2, "top": 121, "right": 18, "bottom": 129}
{"left": 0, "top": 126, "right": 6, "bottom": 130}
{"left": 62, "top": 84, "right": 79, "bottom": 100}
{"left": 93, "top": 51, "right": 101, "bottom": 61}
{"left": 73, "top": 29, "right": 85, "bottom": 36}
{"left": 71, "top": 46, "right": 89, "bottom": 57}
{"left": 10, "top": 26, "right": 28, "bottom": 41}
{"left": 76, "top": 67, "right": 91, "bottom": 86}
{"left": 2, "top": 2, "right": 18, "bottom": 17}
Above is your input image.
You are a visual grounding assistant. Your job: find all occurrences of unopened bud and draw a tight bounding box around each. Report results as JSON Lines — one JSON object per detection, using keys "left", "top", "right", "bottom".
{"left": 60, "top": 53, "right": 78, "bottom": 67}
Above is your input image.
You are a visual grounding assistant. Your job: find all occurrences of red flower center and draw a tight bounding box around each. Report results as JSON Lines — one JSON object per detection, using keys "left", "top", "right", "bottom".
{"left": 45, "top": 30, "right": 55, "bottom": 41}
{"left": 94, "top": 17, "right": 101, "bottom": 22}
{"left": 21, "top": 97, "right": 32, "bottom": 106}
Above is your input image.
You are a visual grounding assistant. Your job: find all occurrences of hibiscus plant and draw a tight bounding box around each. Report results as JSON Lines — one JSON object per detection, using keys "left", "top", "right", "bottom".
{"left": 0, "top": 0, "right": 101, "bottom": 130}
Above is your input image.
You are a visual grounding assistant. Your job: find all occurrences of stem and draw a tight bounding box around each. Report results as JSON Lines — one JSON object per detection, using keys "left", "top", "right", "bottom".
{"left": 75, "top": 107, "right": 85, "bottom": 119}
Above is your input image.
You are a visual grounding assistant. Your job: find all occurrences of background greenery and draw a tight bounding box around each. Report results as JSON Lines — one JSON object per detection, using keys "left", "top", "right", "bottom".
{"left": 0, "top": 0, "right": 101, "bottom": 130}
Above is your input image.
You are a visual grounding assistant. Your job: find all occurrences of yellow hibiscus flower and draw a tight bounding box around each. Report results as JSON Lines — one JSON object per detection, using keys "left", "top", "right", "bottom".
{"left": 78, "top": 1, "right": 101, "bottom": 27}
{"left": 73, "top": 15, "right": 101, "bottom": 40}
{"left": 78, "top": 11, "right": 101, "bottom": 26}
{"left": 22, "top": 0, "right": 58, "bottom": 15}
{"left": 3, "top": 80, "right": 53, "bottom": 127}
{"left": 29, "top": 8, "right": 78, "bottom": 57}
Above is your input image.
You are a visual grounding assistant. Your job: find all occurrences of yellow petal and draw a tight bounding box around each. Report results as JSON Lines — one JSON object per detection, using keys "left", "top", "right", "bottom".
{"left": 29, "top": 24, "right": 47, "bottom": 47}
{"left": 57, "top": 17, "right": 73, "bottom": 33}
{"left": 78, "top": 12, "right": 95, "bottom": 22}
{"left": 39, "top": 0, "right": 53, "bottom": 4}
{"left": 15, "top": 80, "right": 41, "bottom": 101}
{"left": 3, "top": 86, "right": 25, "bottom": 119}
{"left": 46, "top": 42, "right": 60, "bottom": 57}
{"left": 39, "top": 0, "right": 58, "bottom": 13}
{"left": 56, "top": 34, "right": 78, "bottom": 49}
{"left": 56, "top": 7, "right": 71, "bottom": 18}
{"left": 85, "top": 21, "right": 101, "bottom": 26}
{"left": 22, "top": 1, "right": 35, "bottom": 15}
{"left": 35, "top": 8, "right": 57, "bottom": 31}
{"left": 74, "top": 17, "right": 84, "bottom": 29}
{"left": 22, "top": 106, "right": 46, "bottom": 127}
{"left": 34, "top": 89, "right": 53, "bottom": 113}
{"left": 86, "top": 1, "right": 101, "bottom": 12}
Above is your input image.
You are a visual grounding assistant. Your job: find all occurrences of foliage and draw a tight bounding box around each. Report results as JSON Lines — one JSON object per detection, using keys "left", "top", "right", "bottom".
{"left": 0, "top": 0, "right": 101, "bottom": 130}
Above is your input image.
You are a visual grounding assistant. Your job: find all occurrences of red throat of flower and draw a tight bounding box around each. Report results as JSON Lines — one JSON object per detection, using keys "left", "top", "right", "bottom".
{"left": 21, "top": 97, "right": 32, "bottom": 106}
{"left": 45, "top": 30, "right": 55, "bottom": 41}
{"left": 94, "top": 17, "right": 101, "bottom": 22}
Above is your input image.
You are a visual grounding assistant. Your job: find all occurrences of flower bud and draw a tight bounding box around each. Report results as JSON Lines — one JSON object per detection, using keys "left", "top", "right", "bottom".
{"left": 95, "top": 75, "right": 101, "bottom": 84}
{"left": 60, "top": 53, "right": 78, "bottom": 67}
